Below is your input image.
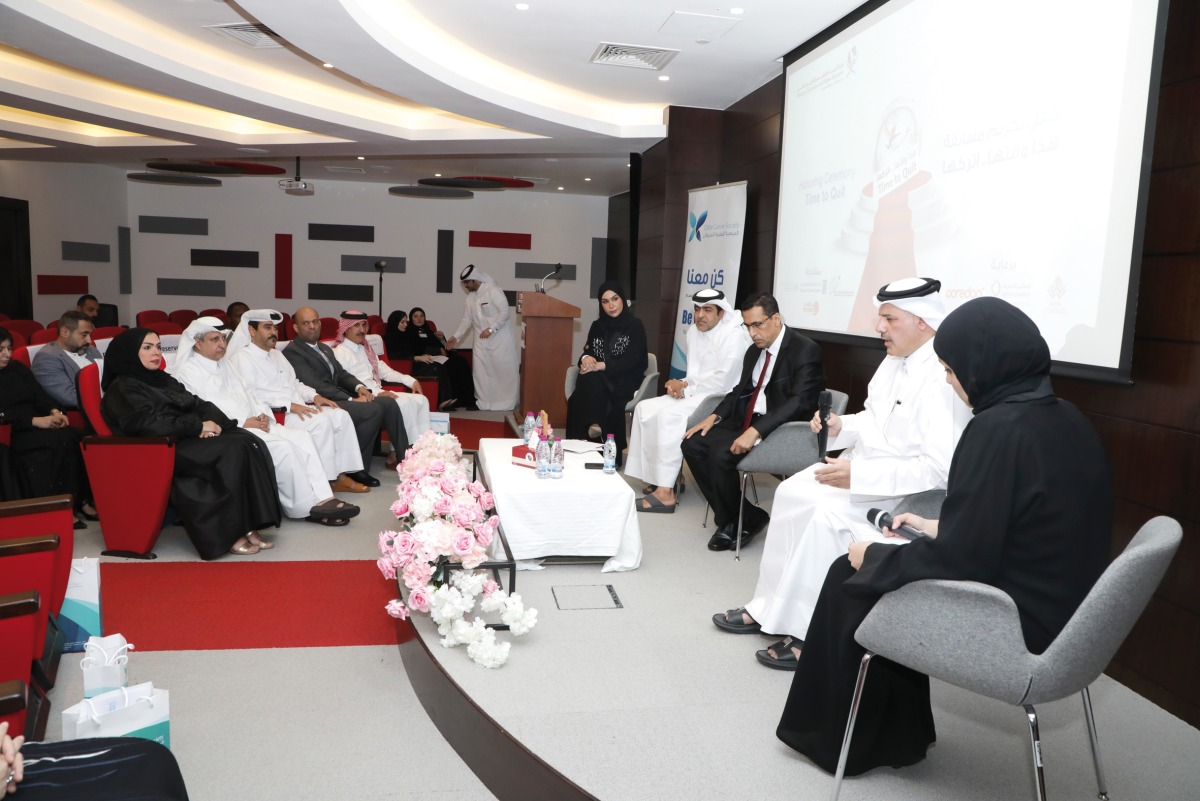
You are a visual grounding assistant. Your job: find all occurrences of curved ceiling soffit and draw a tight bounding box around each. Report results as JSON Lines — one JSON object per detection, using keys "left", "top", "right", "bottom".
{"left": 1, "top": 0, "right": 541, "bottom": 144}
{"left": 252, "top": 0, "right": 667, "bottom": 141}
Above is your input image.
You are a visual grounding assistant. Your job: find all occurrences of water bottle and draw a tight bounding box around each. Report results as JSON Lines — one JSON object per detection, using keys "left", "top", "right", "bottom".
{"left": 550, "top": 437, "right": 565, "bottom": 479}
{"left": 535, "top": 435, "right": 551, "bottom": 479}
{"left": 523, "top": 411, "right": 536, "bottom": 441}
{"left": 602, "top": 434, "right": 617, "bottom": 474}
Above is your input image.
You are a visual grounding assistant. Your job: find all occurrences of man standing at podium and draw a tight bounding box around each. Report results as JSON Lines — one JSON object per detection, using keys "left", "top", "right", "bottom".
{"left": 446, "top": 264, "right": 519, "bottom": 411}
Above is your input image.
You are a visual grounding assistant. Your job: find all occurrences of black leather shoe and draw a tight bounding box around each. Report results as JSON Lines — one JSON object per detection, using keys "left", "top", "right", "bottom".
{"left": 707, "top": 524, "right": 736, "bottom": 551}
{"left": 352, "top": 471, "right": 381, "bottom": 488}
{"left": 736, "top": 515, "right": 770, "bottom": 548}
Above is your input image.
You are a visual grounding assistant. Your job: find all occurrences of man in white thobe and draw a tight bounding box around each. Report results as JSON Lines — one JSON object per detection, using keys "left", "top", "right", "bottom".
{"left": 624, "top": 287, "right": 748, "bottom": 512}
{"left": 331, "top": 310, "right": 431, "bottom": 463}
{"left": 225, "top": 309, "right": 370, "bottom": 494}
{"left": 172, "top": 317, "right": 360, "bottom": 524}
{"left": 713, "top": 277, "right": 971, "bottom": 670}
{"left": 445, "top": 264, "right": 519, "bottom": 411}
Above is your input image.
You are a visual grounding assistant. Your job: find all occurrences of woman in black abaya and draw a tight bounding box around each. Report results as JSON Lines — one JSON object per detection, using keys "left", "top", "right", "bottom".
{"left": 776, "top": 297, "right": 1113, "bottom": 776}
{"left": 565, "top": 282, "right": 648, "bottom": 461}
{"left": 394, "top": 307, "right": 476, "bottom": 411}
{"left": 100, "top": 328, "right": 281, "bottom": 559}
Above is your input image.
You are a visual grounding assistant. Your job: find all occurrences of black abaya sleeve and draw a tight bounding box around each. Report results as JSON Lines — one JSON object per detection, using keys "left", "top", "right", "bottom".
{"left": 101, "top": 379, "right": 205, "bottom": 439}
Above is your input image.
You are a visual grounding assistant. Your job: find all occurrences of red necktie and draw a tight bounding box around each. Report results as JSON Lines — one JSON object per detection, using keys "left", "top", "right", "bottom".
{"left": 742, "top": 351, "right": 772, "bottom": 431}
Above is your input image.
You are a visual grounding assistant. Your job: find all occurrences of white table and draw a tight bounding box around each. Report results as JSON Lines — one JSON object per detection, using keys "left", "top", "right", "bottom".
{"left": 476, "top": 439, "right": 642, "bottom": 572}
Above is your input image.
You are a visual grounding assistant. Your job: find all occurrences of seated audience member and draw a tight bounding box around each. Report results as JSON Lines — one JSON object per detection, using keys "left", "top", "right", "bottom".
{"left": 0, "top": 326, "right": 94, "bottom": 527}
{"left": 226, "top": 310, "right": 370, "bottom": 493}
{"left": 624, "top": 288, "right": 748, "bottom": 513}
{"left": 31, "top": 310, "right": 102, "bottom": 408}
{"left": 776, "top": 296, "right": 1113, "bottom": 776}
{"left": 382, "top": 309, "right": 410, "bottom": 359}
{"left": 100, "top": 327, "right": 282, "bottom": 557}
{"left": 445, "top": 265, "right": 520, "bottom": 411}
{"left": 565, "top": 282, "right": 648, "bottom": 463}
{"left": 714, "top": 278, "right": 970, "bottom": 670}
{"left": 332, "top": 311, "right": 430, "bottom": 468}
{"left": 397, "top": 307, "right": 476, "bottom": 411}
{"left": 284, "top": 307, "right": 386, "bottom": 485}
{"left": 682, "top": 292, "right": 825, "bottom": 552}
{"left": 76, "top": 293, "right": 100, "bottom": 322}
{"left": 1, "top": 720, "right": 189, "bottom": 800}
{"left": 226, "top": 301, "right": 249, "bottom": 332}
{"left": 172, "top": 317, "right": 359, "bottom": 527}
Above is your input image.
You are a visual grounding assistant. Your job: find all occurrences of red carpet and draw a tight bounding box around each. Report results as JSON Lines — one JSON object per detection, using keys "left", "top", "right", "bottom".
{"left": 449, "top": 416, "right": 511, "bottom": 450}
{"left": 100, "top": 560, "right": 399, "bottom": 651}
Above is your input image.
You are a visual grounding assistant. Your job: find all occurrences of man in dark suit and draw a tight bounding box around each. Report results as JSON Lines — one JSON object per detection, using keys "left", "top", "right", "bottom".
{"left": 283, "top": 307, "right": 385, "bottom": 486}
{"left": 682, "top": 292, "right": 825, "bottom": 551}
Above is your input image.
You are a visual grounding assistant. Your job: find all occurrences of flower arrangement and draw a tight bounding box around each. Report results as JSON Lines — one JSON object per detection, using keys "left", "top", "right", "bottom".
{"left": 379, "top": 430, "right": 537, "bottom": 667}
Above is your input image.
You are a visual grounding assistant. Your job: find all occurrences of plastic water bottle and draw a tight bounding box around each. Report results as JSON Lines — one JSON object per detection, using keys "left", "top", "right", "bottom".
{"left": 602, "top": 434, "right": 617, "bottom": 474}
{"left": 523, "top": 411, "right": 536, "bottom": 441}
{"left": 550, "top": 437, "right": 564, "bottom": 479}
{"left": 536, "top": 435, "right": 551, "bottom": 479}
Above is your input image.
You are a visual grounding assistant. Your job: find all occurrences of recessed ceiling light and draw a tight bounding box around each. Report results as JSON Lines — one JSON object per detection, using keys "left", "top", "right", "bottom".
{"left": 557, "top": 186, "right": 564, "bottom": 191}
{"left": 322, "top": 62, "right": 334, "bottom": 69}
{"left": 696, "top": 38, "right": 711, "bottom": 45}
{"left": 658, "top": 75, "right": 670, "bottom": 81}
{"left": 357, "top": 156, "right": 365, "bottom": 160}
{"left": 731, "top": 7, "right": 745, "bottom": 14}
{"left": 434, "top": 173, "right": 442, "bottom": 177}
{"left": 584, "top": 177, "right": 592, "bottom": 182}
{"left": 515, "top": 2, "right": 530, "bottom": 9}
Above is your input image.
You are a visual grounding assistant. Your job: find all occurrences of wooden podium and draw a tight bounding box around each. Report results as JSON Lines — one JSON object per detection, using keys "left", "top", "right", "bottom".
{"left": 517, "top": 291, "right": 580, "bottom": 427}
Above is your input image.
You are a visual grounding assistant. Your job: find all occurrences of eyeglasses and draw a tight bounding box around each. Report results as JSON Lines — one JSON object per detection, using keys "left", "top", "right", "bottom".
{"left": 741, "top": 315, "right": 776, "bottom": 331}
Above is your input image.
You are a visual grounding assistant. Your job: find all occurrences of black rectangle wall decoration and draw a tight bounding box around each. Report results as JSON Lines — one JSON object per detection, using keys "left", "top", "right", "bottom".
{"left": 437, "top": 229, "right": 454, "bottom": 293}
{"left": 191, "top": 249, "right": 259, "bottom": 267}
{"left": 309, "top": 224, "right": 375, "bottom": 242}
{"left": 341, "top": 255, "right": 407, "bottom": 273}
{"left": 158, "top": 278, "right": 226, "bottom": 297}
{"left": 62, "top": 241, "right": 111, "bottom": 262}
{"left": 515, "top": 262, "right": 578, "bottom": 281}
{"left": 309, "top": 283, "right": 373, "bottom": 302}
{"left": 139, "top": 216, "right": 209, "bottom": 235}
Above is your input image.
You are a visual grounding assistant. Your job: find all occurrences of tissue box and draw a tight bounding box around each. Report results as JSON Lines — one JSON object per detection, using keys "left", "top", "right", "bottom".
{"left": 511, "top": 444, "right": 537, "bottom": 469}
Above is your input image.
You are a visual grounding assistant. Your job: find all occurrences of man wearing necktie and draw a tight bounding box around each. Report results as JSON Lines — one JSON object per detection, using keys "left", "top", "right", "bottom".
{"left": 712, "top": 277, "right": 973, "bottom": 672}
{"left": 682, "top": 292, "right": 825, "bottom": 553}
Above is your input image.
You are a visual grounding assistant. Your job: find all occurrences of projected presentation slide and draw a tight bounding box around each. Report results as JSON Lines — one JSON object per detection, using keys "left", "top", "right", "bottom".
{"left": 774, "top": 0, "right": 1163, "bottom": 374}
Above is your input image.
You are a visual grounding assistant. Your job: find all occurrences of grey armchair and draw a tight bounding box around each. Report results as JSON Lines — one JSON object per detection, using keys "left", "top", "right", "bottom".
{"left": 563, "top": 354, "right": 659, "bottom": 439}
{"left": 830, "top": 515, "right": 1183, "bottom": 801}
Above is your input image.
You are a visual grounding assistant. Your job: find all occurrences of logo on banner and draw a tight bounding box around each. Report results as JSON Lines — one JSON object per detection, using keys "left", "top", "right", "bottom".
{"left": 688, "top": 210, "right": 708, "bottom": 242}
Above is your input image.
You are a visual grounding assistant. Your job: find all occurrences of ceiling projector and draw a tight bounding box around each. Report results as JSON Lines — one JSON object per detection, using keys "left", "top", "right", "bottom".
{"left": 281, "top": 178, "right": 315, "bottom": 196}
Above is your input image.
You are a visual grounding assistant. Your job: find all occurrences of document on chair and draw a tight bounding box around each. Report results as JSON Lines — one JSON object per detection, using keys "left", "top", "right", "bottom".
{"left": 560, "top": 439, "right": 602, "bottom": 454}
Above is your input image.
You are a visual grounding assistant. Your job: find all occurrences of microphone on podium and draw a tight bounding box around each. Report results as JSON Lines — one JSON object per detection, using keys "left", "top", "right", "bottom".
{"left": 538, "top": 263, "right": 563, "bottom": 294}
{"left": 866, "top": 508, "right": 929, "bottom": 541}
{"left": 816, "top": 390, "right": 833, "bottom": 461}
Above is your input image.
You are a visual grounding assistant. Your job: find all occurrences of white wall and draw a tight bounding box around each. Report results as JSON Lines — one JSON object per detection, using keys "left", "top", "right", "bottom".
{"left": 1, "top": 160, "right": 609, "bottom": 357}
{"left": 0, "top": 161, "right": 129, "bottom": 324}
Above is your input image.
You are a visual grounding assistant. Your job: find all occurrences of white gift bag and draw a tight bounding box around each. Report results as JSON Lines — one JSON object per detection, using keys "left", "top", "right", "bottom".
{"left": 80, "top": 634, "right": 134, "bottom": 698}
{"left": 60, "top": 557, "right": 103, "bottom": 652}
{"left": 62, "top": 682, "right": 170, "bottom": 748}
{"left": 430, "top": 411, "right": 450, "bottom": 434}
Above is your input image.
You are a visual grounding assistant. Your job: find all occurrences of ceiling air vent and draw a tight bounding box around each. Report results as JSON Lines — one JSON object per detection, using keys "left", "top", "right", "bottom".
{"left": 203, "top": 22, "right": 283, "bottom": 49}
{"left": 589, "top": 43, "right": 679, "bottom": 71}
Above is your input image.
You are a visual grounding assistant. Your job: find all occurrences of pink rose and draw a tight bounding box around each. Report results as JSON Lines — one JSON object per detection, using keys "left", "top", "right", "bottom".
{"left": 376, "top": 557, "right": 397, "bottom": 580}
{"left": 393, "top": 531, "right": 417, "bottom": 555}
{"left": 440, "top": 475, "right": 462, "bottom": 495}
{"left": 452, "top": 533, "right": 475, "bottom": 557}
{"left": 385, "top": 599, "right": 409, "bottom": 620}
{"left": 479, "top": 491, "right": 495, "bottom": 512}
{"left": 452, "top": 505, "right": 476, "bottom": 528}
{"left": 378, "top": 530, "right": 396, "bottom": 552}
{"left": 427, "top": 459, "right": 446, "bottom": 475}
{"left": 461, "top": 543, "right": 487, "bottom": 570}
{"left": 402, "top": 560, "right": 433, "bottom": 590}
{"left": 474, "top": 523, "right": 493, "bottom": 548}
{"left": 483, "top": 580, "right": 500, "bottom": 597}
{"left": 467, "top": 481, "right": 484, "bottom": 498}
{"left": 432, "top": 495, "right": 453, "bottom": 516}
{"left": 408, "top": 586, "right": 431, "bottom": 613}
{"left": 391, "top": 499, "right": 410, "bottom": 518}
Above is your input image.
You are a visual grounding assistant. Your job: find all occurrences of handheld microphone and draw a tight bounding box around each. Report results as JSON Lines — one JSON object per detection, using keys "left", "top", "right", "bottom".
{"left": 816, "top": 390, "right": 832, "bottom": 461}
{"left": 866, "top": 508, "right": 929, "bottom": 541}
{"left": 538, "top": 263, "right": 563, "bottom": 293}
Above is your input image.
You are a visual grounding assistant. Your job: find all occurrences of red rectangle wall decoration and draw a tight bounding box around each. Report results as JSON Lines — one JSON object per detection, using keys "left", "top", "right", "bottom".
{"left": 37, "top": 275, "right": 89, "bottom": 295}
{"left": 468, "top": 231, "right": 531, "bottom": 250}
{"left": 275, "top": 233, "right": 292, "bottom": 299}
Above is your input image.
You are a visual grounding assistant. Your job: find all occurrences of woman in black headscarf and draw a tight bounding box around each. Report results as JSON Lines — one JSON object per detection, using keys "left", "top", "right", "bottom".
{"left": 565, "top": 282, "right": 648, "bottom": 461}
{"left": 383, "top": 310, "right": 411, "bottom": 360}
{"left": 100, "top": 328, "right": 282, "bottom": 559}
{"left": 397, "top": 307, "right": 476, "bottom": 411}
{"left": 0, "top": 326, "right": 92, "bottom": 522}
{"left": 776, "top": 297, "right": 1113, "bottom": 776}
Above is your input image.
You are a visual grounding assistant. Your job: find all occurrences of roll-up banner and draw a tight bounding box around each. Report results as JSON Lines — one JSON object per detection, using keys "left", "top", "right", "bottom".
{"left": 671, "top": 180, "right": 747, "bottom": 379}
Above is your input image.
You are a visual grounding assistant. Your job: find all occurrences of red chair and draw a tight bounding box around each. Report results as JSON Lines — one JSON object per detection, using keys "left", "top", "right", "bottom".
{"left": 367, "top": 314, "right": 384, "bottom": 330}
{"left": 318, "top": 317, "right": 338, "bottom": 340}
{"left": 77, "top": 363, "right": 174, "bottom": 559}
{"left": 4, "top": 320, "right": 41, "bottom": 343}
{"left": 135, "top": 310, "right": 168, "bottom": 327}
{"left": 30, "top": 328, "right": 57, "bottom": 346}
{"left": 198, "top": 310, "right": 228, "bottom": 325}
{"left": 168, "top": 309, "right": 198, "bottom": 328}
{"left": 279, "top": 315, "right": 295, "bottom": 341}
{"left": 0, "top": 535, "right": 62, "bottom": 692}
{"left": 0, "top": 594, "right": 47, "bottom": 740}
{"left": 0, "top": 497, "right": 75, "bottom": 622}
{"left": 44, "top": 320, "right": 59, "bottom": 330}
{"left": 11, "top": 346, "right": 30, "bottom": 368}
{"left": 90, "top": 325, "right": 125, "bottom": 341}
{"left": 0, "top": 313, "right": 8, "bottom": 321}
{"left": 369, "top": 321, "right": 387, "bottom": 337}
{"left": 145, "top": 321, "right": 183, "bottom": 336}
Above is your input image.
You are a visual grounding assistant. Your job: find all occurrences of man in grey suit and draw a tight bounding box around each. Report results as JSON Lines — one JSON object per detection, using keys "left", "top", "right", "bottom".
{"left": 283, "top": 307, "right": 386, "bottom": 486}
{"left": 32, "top": 311, "right": 102, "bottom": 408}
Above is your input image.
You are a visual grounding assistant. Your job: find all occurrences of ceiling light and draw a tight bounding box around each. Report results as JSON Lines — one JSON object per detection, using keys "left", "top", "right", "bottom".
{"left": 731, "top": 8, "right": 745, "bottom": 14}
{"left": 658, "top": 75, "right": 670, "bottom": 81}
{"left": 322, "top": 62, "right": 334, "bottom": 69}
{"left": 557, "top": 186, "right": 564, "bottom": 191}
{"left": 515, "top": 3, "right": 530, "bottom": 9}
{"left": 584, "top": 177, "right": 592, "bottom": 182}
{"left": 357, "top": 156, "right": 365, "bottom": 160}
